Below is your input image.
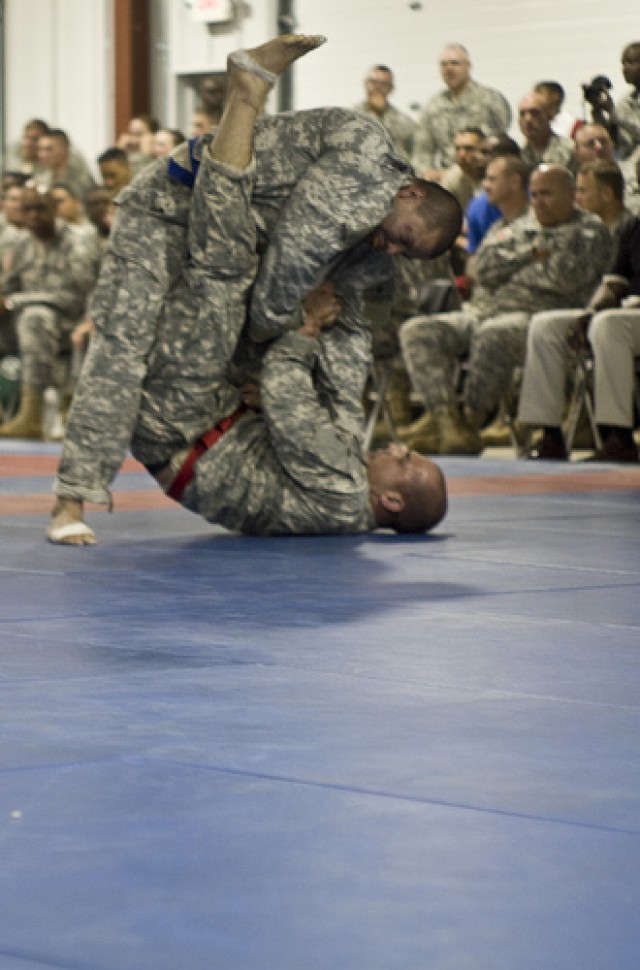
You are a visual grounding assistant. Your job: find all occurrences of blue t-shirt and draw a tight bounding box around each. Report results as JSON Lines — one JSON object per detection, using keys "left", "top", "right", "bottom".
{"left": 466, "top": 192, "right": 501, "bottom": 254}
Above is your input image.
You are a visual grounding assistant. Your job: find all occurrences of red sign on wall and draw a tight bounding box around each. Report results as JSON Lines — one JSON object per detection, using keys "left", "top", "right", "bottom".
{"left": 191, "top": 0, "right": 233, "bottom": 23}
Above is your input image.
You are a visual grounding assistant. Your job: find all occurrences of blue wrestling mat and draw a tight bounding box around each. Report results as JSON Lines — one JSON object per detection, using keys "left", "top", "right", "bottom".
{"left": 1, "top": 442, "right": 639, "bottom": 969}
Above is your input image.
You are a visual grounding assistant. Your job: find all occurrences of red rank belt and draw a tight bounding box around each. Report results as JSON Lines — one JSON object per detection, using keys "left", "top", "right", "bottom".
{"left": 167, "top": 404, "right": 247, "bottom": 502}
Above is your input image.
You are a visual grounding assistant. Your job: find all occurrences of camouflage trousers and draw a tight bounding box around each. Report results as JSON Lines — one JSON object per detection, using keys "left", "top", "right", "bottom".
{"left": 55, "top": 156, "right": 258, "bottom": 505}
{"left": 399, "top": 307, "right": 530, "bottom": 418}
{"left": 131, "top": 160, "right": 258, "bottom": 469}
{"left": 15, "top": 305, "right": 75, "bottom": 389}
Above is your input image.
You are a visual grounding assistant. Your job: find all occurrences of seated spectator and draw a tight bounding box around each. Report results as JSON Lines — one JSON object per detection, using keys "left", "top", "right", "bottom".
{"left": 97, "top": 148, "right": 132, "bottom": 198}
{"left": 576, "top": 160, "right": 635, "bottom": 234}
{"left": 442, "top": 127, "right": 487, "bottom": 212}
{"left": 152, "top": 128, "right": 186, "bottom": 159}
{"left": 465, "top": 134, "right": 522, "bottom": 255}
{"left": 0, "top": 178, "right": 28, "bottom": 271}
{"left": 51, "top": 182, "right": 96, "bottom": 238}
{"left": 413, "top": 43, "right": 511, "bottom": 180}
{"left": 570, "top": 123, "right": 615, "bottom": 174}
{"left": 589, "top": 43, "right": 640, "bottom": 160}
{"left": 37, "top": 128, "right": 96, "bottom": 200}
{"left": 0, "top": 185, "right": 99, "bottom": 439}
{"left": 84, "top": 187, "right": 116, "bottom": 247}
{"left": 117, "top": 112, "right": 160, "bottom": 174}
{"left": 398, "top": 164, "right": 611, "bottom": 455}
{"left": 354, "top": 64, "right": 415, "bottom": 161}
{"left": 441, "top": 127, "right": 488, "bottom": 275}
{"left": 399, "top": 153, "right": 531, "bottom": 454}
{"left": 519, "top": 92, "right": 573, "bottom": 168}
{"left": 3, "top": 118, "right": 49, "bottom": 177}
{"left": 190, "top": 108, "right": 219, "bottom": 137}
{"left": 518, "top": 161, "right": 636, "bottom": 460}
{"left": 534, "top": 81, "right": 581, "bottom": 139}
{"left": 584, "top": 219, "right": 640, "bottom": 461}
{"left": 197, "top": 73, "right": 226, "bottom": 126}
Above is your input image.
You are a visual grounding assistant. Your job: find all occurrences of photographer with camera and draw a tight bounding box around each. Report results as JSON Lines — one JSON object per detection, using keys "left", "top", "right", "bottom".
{"left": 583, "top": 43, "right": 640, "bottom": 160}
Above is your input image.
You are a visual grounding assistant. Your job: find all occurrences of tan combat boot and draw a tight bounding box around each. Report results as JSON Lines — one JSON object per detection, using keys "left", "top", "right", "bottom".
{"left": 0, "top": 387, "right": 44, "bottom": 439}
{"left": 385, "top": 386, "right": 414, "bottom": 431}
{"left": 480, "top": 409, "right": 512, "bottom": 447}
{"left": 398, "top": 410, "right": 442, "bottom": 453}
{"left": 437, "top": 405, "right": 483, "bottom": 455}
{"left": 369, "top": 378, "right": 416, "bottom": 447}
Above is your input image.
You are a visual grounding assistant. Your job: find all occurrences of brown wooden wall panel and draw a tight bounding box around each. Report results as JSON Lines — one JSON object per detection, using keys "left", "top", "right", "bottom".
{"left": 113, "top": 0, "right": 150, "bottom": 140}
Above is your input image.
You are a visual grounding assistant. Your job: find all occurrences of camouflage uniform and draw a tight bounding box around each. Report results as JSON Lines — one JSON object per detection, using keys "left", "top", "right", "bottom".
{"left": 400, "top": 208, "right": 612, "bottom": 419}
{"left": 521, "top": 133, "right": 574, "bottom": 169}
{"left": 613, "top": 90, "right": 640, "bottom": 160}
{"left": 621, "top": 147, "right": 640, "bottom": 215}
{"left": 38, "top": 153, "right": 97, "bottom": 201}
{"left": 413, "top": 79, "right": 511, "bottom": 173}
{"left": 56, "top": 108, "right": 408, "bottom": 506}
{"left": 0, "top": 220, "right": 98, "bottom": 389}
{"left": 129, "top": 157, "right": 375, "bottom": 536}
{"left": 353, "top": 101, "right": 416, "bottom": 161}
{"left": 0, "top": 219, "right": 27, "bottom": 270}
{"left": 0, "top": 220, "right": 27, "bottom": 357}
{"left": 519, "top": 209, "right": 637, "bottom": 428}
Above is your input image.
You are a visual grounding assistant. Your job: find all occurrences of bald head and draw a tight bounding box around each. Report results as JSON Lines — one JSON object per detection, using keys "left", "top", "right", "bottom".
{"left": 529, "top": 164, "right": 575, "bottom": 227}
{"left": 367, "top": 444, "right": 448, "bottom": 534}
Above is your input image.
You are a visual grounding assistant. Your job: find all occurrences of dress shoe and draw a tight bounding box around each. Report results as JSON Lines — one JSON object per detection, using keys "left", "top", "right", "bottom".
{"left": 586, "top": 434, "right": 639, "bottom": 464}
{"left": 528, "top": 430, "right": 568, "bottom": 461}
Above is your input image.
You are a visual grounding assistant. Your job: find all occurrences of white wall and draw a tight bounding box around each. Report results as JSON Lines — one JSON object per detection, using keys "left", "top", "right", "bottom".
{"left": 4, "top": 0, "right": 112, "bottom": 178}
{"left": 157, "top": 0, "right": 279, "bottom": 131}
{"left": 292, "top": 0, "right": 640, "bottom": 134}
{"left": 3, "top": 0, "right": 639, "bottom": 178}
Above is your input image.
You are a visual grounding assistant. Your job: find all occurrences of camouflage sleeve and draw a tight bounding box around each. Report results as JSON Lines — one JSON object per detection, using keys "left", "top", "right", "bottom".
{"left": 0, "top": 243, "right": 24, "bottom": 294}
{"left": 249, "top": 117, "right": 410, "bottom": 343}
{"left": 473, "top": 217, "right": 537, "bottom": 289}
{"left": 313, "top": 289, "right": 372, "bottom": 441}
{"left": 613, "top": 97, "right": 640, "bottom": 160}
{"left": 260, "top": 329, "right": 366, "bottom": 492}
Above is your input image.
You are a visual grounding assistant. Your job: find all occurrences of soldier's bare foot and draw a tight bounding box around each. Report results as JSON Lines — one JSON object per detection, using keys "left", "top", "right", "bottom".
{"left": 227, "top": 34, "right": 326, "bottom": 108}
{"left": 47, "top": 498, "right": 97, "bottom": 546}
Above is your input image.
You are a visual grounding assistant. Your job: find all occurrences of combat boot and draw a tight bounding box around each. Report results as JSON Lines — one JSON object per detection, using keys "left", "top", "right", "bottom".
{"left": 480, "top": 410, "right": 512, "bottom": 447}
{"left": 386, "top": 386, "right": 414, "bottom": 432}
{"left": 0, "top": 387, "right": 44, "bottom": 439}
{"left": 437, "top": 405, "right": 483, "bottom": 455}
{"left": 398, "top": 410, "right": 442, "bottom": 453}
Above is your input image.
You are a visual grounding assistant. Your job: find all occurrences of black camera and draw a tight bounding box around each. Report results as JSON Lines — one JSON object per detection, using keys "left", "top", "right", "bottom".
{"left": 582, "top": 75, "right": 612, "bottom": 106}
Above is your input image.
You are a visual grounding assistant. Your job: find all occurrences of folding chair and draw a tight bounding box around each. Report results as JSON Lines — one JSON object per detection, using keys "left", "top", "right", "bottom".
{"left": 564, "top": 351, "right": 602, "bottom": 456}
